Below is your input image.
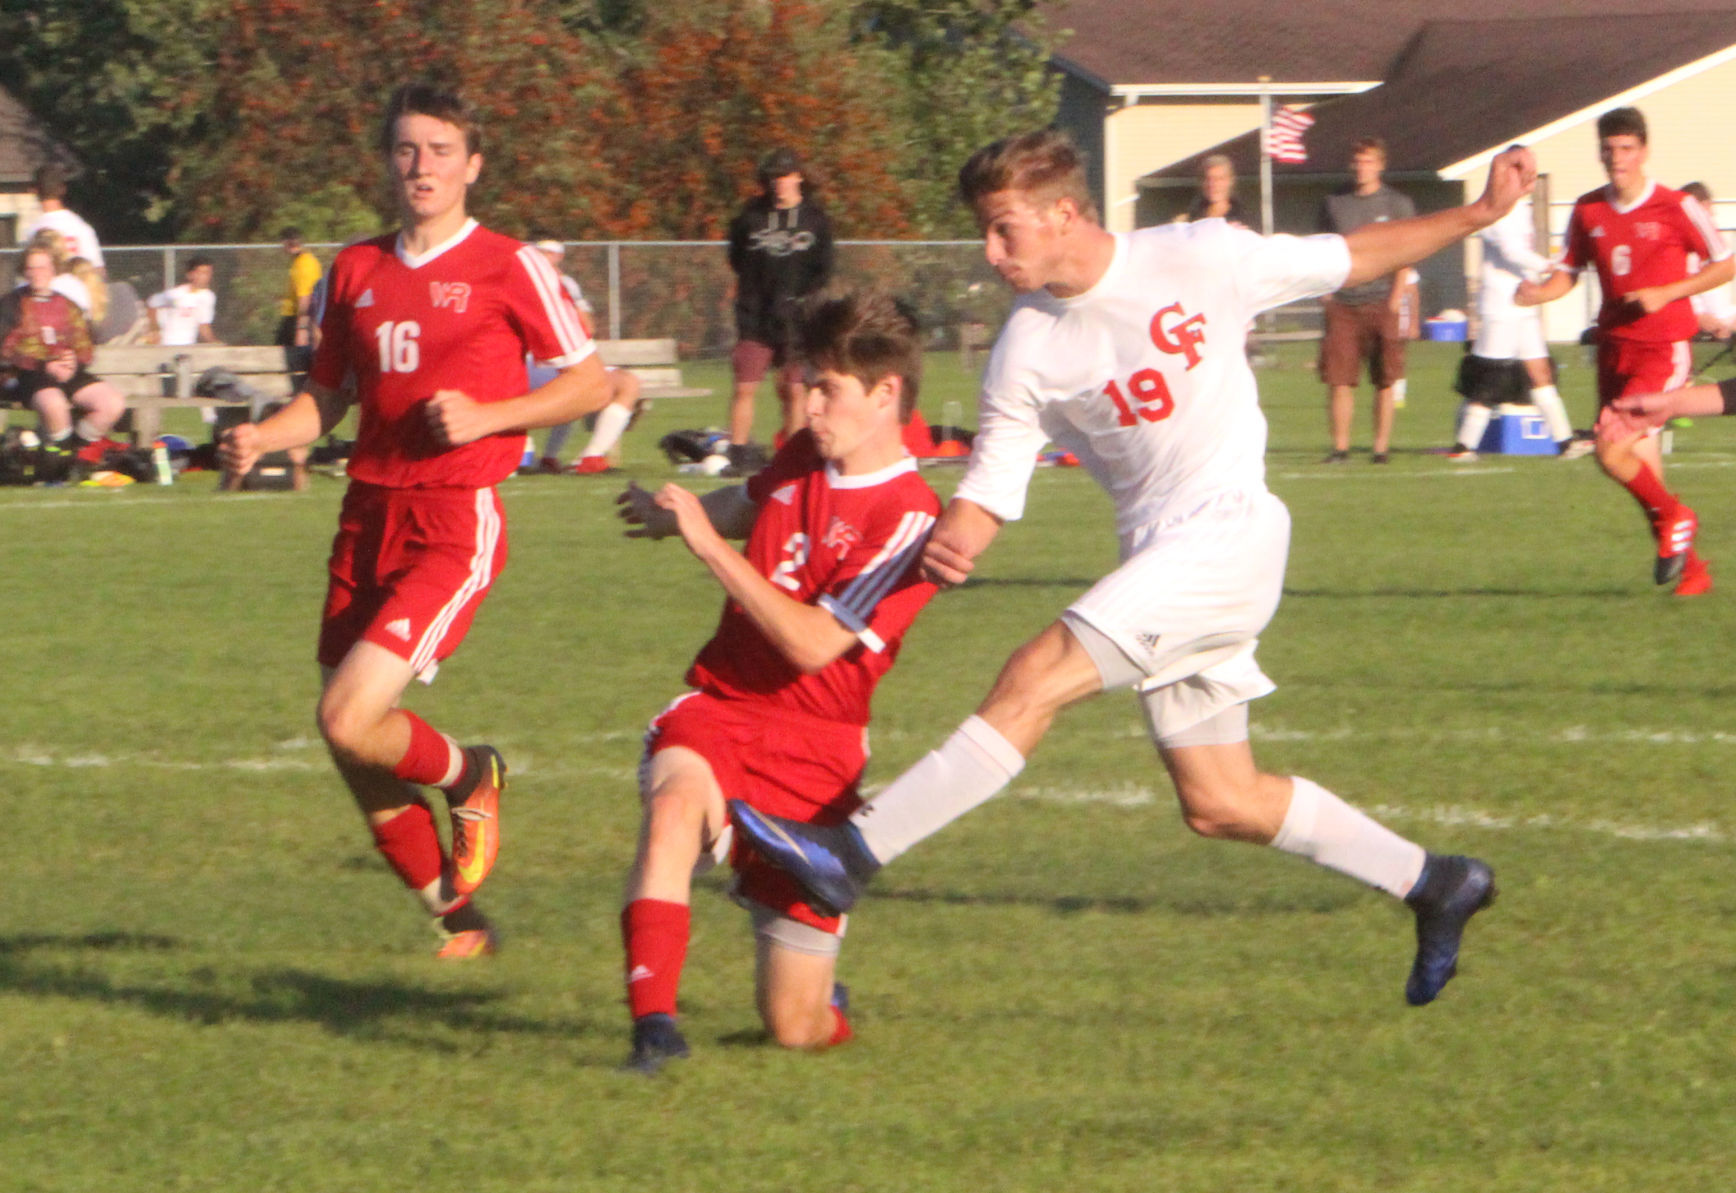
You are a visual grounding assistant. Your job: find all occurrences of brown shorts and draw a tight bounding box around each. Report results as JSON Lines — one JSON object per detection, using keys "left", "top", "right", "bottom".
{"left": 1319, "top": 300, "right": 1406, "bottom": 388}
{"left": 732, "top": 338, "right": 803, "bottom": 387}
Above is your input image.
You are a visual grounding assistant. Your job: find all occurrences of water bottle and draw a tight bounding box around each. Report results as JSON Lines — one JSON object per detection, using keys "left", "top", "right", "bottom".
{"left": 940, "top": 400, "right": 963, "bottom": 442}
{"left": 152, "top": 439, "right": 173, "bottom": 485}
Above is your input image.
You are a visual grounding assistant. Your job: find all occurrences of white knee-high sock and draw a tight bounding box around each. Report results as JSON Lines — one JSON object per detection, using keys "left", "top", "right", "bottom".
{"left": 1457, "top": 402, "right": 1492, "bottom": 451}
{"left": 1529, "top": 383, "right": 1573, "bottom": 443}
{"left": 1270, "top": 776, "right": 1426, "bottom": 898}
{"left": 543, "top": 420, "right": 576, "bottom": 461}
{"left": 850, "top": 715, "right": 1026, "bottom": 864}
{"left": 581, "top": 403, "right": 633, "bottom": 460}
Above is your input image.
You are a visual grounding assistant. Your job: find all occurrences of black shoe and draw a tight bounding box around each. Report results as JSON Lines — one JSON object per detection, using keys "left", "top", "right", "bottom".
{"left": 621, "top": 1013, "right": 689, "bottom": 1075}
{"left": 1323, "top": 449, "right": 1350, "bottom": 464}
{"left": 1404, "top": 854, "right": 1496, "bottom": 1006}
{"left": 1371, "top": 451, "right": 1390, "bottom": 465}
{"left": 727, "top": 800, "right": 879, "bottom": 915}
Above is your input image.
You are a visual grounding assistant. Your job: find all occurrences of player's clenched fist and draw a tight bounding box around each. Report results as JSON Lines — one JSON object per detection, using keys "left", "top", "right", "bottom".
{"left": 218, "top": 422, "right": 261, "bottom": 477}
{"left": 425, "top": 389, "right": 494, "bottom": 446}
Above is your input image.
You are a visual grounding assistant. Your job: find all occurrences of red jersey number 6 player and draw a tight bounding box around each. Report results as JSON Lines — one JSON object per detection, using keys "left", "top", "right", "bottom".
{"left": 1517, "top": 107, "right": 1733, "bottom": 595}
{"left": 220, "top": 83, "right": 612, "bottom": 957}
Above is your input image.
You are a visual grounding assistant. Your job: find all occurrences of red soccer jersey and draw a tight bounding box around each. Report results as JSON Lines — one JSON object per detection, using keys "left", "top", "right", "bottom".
{"left": 1560, "top": 181, "right": 1730, "bottom": 343}
{"left": 686, "top": 431, "right": 942, "bottom": 726}
{"left": 311, "top": 220, "right": 593, "bottom": 488}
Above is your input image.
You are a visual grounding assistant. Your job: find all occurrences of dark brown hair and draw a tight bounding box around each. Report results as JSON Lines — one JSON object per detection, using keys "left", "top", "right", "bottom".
{"left": 1597, "top": 107, "right": 1647, "bottom": 145}
{"left": 378, "top": 83, "right": 483, "bottom": 157}
{"left": 795, "top": 287, "right": 924, "bottom": 421}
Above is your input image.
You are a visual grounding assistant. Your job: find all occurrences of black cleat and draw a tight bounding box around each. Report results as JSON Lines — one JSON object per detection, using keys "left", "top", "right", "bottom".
{"left": 727, "top": 801, "right": 880, "bottom": 915}
{"left": 621, "top": 1013, "right": 689, "bottom": 1076}
{"left": 1404, "top": 854, "right": 1496, "bottom": 1006}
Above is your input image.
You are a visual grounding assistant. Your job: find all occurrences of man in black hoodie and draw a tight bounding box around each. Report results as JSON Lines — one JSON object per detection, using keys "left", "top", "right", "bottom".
{"left": 726, "top": 148, "right": 834, "bottom": 470}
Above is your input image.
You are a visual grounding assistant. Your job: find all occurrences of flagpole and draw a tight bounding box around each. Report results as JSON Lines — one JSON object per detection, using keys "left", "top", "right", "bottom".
{"left": 1259, "top": 75, "right": 1274, "bottom": 238}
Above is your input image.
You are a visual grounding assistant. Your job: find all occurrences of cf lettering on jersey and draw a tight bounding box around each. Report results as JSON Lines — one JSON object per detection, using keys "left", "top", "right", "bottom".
{"left": 429, "top": 281, "right": 472, "bottom": 313}
{"left": 1150, "top": 302, "right": 1207, "bottom": 369}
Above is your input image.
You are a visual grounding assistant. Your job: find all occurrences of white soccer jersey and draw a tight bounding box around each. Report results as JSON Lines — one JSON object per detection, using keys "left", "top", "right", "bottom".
{"left": 22, "top": 208, "right": 104, "bottom": 268}
{"left": 147, "top": 283, "right": 216, "bottom": 346}
{"left": 1472, "top": 200, "right": 1551, "bottom": 361}
{"left": 955, "top": 223, "right": 1349, "bottom": 533}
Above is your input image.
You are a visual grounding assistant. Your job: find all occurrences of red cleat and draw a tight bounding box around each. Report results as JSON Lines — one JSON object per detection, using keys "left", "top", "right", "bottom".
{"left": 569, "top": 455, "right": 615, "bottom": 475}
{"left": 1675, "top": 557, "right": 1713, "bottom": 597}
{"left": 445, "top": 746, "right": 505, "bottom": 898}
{"left": 435, "top": 925, "right": 497, "bottom": 959}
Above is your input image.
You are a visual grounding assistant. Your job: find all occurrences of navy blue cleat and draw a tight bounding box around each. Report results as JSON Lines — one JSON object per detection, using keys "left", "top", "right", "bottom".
{"left": 621, "top": 1013, "right": 689, "bottom": 1076}
{"left": 727, "top": 800, "right": 880, "bottom": 916}
{"left": 1403, "top": 854, "right": 1496, "bottom": 1006}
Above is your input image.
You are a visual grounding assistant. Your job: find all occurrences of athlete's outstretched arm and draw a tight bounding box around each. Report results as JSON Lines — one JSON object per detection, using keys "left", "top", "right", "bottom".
{"left": 922, "top": 497, "right": 1004, "bottom": 587}
{"left": 1341, "top": 145, "right": 1536, "bottom": 289}
{"left": 427, "top": 352, "right": 613, "bottom": 447}
{"left": 1614, "top": 381, "right": 1732, "bottom": 422}
{"left": 1623, "top": 255, "right": 1736, "bottom": 316}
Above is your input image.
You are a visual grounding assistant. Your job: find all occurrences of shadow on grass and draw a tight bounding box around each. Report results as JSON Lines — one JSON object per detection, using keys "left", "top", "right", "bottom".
{"left": 870, "top": 883, "right": 1359, "bottom": 917}
{"left": 1283, "top": 586, "right": 1635, "bottom": 600}
{"left": 0, "top": 932, "right": 605, "bottom": 1050}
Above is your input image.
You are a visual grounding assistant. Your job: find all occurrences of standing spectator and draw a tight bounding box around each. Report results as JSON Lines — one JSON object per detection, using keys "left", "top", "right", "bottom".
{"left": 21, "top": 165, "right": 104, "bottom": 274}
{"left": 726, "top": 147, "right": 833, "bottom": 469}
{"left": 1680, "top": 182, "right": 1736, "bottom": 340}
{"left": 276, "top": 227, "right": 323, "bottom": 385}
{"left": 1517, "top": 107, "right": 1732, "bottom": 596}
{"left": 148, "top": 256, "right": 220, "bottom": 346}
{"left": 1318, "top": 137, "right": 1416, "bottom": 463}
{"left": 0, "top": 245, "right": 125, "bottom": 459}
{"left": 219, "top": 82, "right": 612, "bottom": 958}
{"left": 1183, "top": 155, "right": 1250, "bottom": 227}
{"left": 1448, "top": 198, "right": 1586, "bottom": 460}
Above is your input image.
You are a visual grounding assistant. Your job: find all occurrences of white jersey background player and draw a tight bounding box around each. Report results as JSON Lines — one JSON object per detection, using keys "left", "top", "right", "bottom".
{"left": 1451, "top": 198, "right": 1584, "bottom": 459}
{"left": 733, "top": 130, "right": 1540, "bottom": 1007}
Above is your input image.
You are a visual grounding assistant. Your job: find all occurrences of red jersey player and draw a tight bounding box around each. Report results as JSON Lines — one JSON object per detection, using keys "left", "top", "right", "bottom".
{"left": 613, "top": 288, "right": 940, "bottom": 1074}
{"left": 219, "top": 83, "right": 613, "bottom": 958}
{"left": 1518, "top": 107, "right": 1733, "bottom": 595}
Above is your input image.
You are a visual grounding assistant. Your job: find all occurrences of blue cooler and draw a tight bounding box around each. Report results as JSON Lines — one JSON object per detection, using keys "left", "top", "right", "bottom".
{"left": 1477, "top": 403, "right": 1556, "bottom": 455}
{"left": 1425, "top": 317, "right": 1468, "bottom": 341}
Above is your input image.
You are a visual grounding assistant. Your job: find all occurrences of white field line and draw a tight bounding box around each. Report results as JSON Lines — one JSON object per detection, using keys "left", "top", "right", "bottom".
{"left": 1275, "top": 467, "right": 1516, "bottom": 482}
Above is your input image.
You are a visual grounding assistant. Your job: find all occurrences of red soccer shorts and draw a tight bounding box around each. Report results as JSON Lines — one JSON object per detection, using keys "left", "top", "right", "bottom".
{"left": 1594, "top": 338, "right": 1692, "bottom": 440}
{"left": 644, "top": 690, "right": 867, "bottom": 933}
{"left": 318, "top": 483, "right": 509, "bottom": 680}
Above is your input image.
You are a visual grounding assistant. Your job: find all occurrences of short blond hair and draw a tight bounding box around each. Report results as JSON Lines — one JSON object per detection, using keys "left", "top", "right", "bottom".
{"left": 958, "top": 130, "right": 1099, "bottom": 223}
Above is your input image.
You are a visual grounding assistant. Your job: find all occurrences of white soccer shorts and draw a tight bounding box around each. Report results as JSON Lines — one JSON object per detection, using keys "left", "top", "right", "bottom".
{"left": 1066, "top": 488, "right": 1290, "bottom": 739}
{"left": 1472, "top": 308, "right": 1548, "bottom": 362}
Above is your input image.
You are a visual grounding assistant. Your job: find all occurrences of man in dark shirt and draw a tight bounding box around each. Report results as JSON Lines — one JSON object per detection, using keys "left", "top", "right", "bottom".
{"left": 726, "top": 148, "right": 834, "bottom": 470}
{"left": 1318, "top": 137, "right": 1417, "bottom": 463}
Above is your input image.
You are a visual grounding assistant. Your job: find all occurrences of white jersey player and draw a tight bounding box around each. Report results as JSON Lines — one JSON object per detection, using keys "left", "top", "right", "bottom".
{"left": 1450, "top": 198, "right": 1583, "bottom": 459}
{"left": 733, "top": 129, "right": 1539, "bottom": 1008}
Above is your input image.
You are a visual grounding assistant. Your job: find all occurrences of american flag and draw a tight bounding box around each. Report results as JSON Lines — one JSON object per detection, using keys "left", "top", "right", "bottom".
{"left": 1266, "top": 105, "right": 1314, "bottom": 164}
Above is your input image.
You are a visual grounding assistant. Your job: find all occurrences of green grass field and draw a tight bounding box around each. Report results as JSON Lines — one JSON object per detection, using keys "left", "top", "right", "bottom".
{"left": 6, "top": 341, "right": 1735, "bottom": 1191}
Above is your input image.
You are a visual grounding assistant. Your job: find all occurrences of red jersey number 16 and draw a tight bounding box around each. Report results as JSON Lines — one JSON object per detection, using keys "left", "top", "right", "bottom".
{"left": 1105, "top": 368, "right": 1175, "bottom": 427}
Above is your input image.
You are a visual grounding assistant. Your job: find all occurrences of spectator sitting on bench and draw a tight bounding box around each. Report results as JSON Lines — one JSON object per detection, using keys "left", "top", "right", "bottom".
{"left": 22, "top": 229, "right": 92, "bottom": 315}
{"left": 529, "top": 237, "right": 645, "bottom": 475}
{"left": 0, "top": 246, "right": 125, "bottom": 461}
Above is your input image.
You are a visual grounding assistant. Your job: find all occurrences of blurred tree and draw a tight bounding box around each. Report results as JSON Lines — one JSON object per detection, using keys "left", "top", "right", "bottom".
{"left": 853, "top": 0, "right": 1065, "bottom": 236}
{"left": 0, "top": 0, "right": 222, "bottom": 240}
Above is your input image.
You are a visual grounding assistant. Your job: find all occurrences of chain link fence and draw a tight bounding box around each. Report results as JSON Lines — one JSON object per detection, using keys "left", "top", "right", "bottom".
{"left": 1, "top": 241, "right": 1028, "bottom": 357}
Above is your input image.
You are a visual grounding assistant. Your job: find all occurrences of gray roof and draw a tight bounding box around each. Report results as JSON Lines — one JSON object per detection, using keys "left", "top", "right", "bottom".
{"left": 1049, "top": 0, "right": 1736, "bottom": 90}
{"left": 0, "top": 85, "right": 75, "bottom": 186}
{"left": 1141, "top": 11, "right": 1736, "bottom": 182}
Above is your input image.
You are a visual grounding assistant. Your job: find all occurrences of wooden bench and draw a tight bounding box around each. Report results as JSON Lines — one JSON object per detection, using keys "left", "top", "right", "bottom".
{"left": 91, "top": 344, "right": 293, "bottom": 445}
{"left": 596, "top": 338, "right": 710, "bottom": 399}
{"left": 92, "top": 337, "right": 709, "bottom": 445}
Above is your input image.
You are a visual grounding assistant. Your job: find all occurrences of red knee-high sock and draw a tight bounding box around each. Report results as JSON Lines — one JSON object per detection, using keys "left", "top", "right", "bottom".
{"left": 1622, "top": 462, "right": 1679, "bottom": 525}
{"left": 393, "top": 711, "right": 466, "bottom": 788}
{"left": 621, "top": 899, "right": 691, "bottom": 1019}
{"left": 828, "top": 1006, "right": 853, "bottom": 1047}
{"left": 370, "top": 802, "right": 460, "bottom": 915}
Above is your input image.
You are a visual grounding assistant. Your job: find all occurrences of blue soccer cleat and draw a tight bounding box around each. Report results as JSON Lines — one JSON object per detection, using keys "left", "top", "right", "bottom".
{"left": 727, "top": 801, "right": 880, "bottom": 916}
{"left": 1404, "top": 854, "right": 1496, "bottom": 1006}
{"left": 621, "top": 1013, "right": 689, "bottom": 1076}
